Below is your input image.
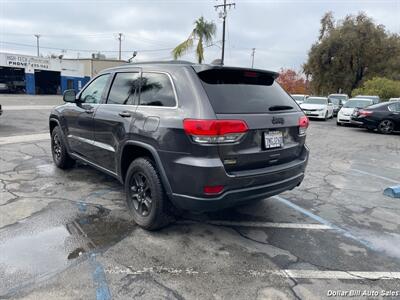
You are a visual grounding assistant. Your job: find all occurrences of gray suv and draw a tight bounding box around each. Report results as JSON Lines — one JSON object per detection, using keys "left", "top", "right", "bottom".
{"left": 49, "top": 61, "right": 309, "bottom": 230}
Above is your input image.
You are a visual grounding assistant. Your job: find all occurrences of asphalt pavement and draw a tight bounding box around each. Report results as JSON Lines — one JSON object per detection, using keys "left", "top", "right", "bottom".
{"left": 1, "top": 95, "right": 400, "bottom": 299}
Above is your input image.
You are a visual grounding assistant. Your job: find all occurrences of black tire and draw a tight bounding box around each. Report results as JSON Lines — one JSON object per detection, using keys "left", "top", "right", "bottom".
{"left": 336, "top": 121, "right": 341, "bottom": 126}
{"left": 125, "top": 157, "right": 174, "bottom": 230}
{"left": 377, "top": 120, "right": 394, "bottom": 134}
{"left": 324, "top": 111, "right": 328, "bottom": 121}
{"left": 51, "top": 126, "right": 75, "bottom": 169}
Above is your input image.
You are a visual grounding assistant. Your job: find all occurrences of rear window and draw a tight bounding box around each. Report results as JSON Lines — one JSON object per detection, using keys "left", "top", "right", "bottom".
{"left": 197, "top": 69, "right": 296, "bottom": 114}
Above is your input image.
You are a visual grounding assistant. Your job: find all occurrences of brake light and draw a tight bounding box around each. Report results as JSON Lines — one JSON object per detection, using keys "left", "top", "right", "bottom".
{"left": 359, "top": 110, "right": 372, "bottom": 117}
{"left": 204, "top": 185, "right": 224, "bottom": 195}
{"left": 183, "top": 119, "right": 248, "bottom": 144}
{"left": 298, "top": 115, "right": 309, "bottom": 135}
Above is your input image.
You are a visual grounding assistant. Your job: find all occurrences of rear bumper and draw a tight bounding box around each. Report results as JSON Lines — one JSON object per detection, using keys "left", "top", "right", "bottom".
{"left": 164, "top": 146, "right": 309, "bottom": 212}
{"left": 171, "top": 172, "right": 304, "bottom": 211}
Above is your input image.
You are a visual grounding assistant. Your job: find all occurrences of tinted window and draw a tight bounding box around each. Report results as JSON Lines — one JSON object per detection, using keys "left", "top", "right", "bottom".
{"left": 107, "top": 72, "right": 140, "bottom": 105}
{"left": 80, "top": 74, "right": 110, "bottom": 104}
{"left": 139, "top": 73, "right": 176, "bottom": 107}
{"left": 198, "top": 69, "right": 296, "bottom": 114}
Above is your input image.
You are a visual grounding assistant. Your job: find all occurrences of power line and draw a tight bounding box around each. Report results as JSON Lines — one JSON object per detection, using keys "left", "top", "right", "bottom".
{"left": 0, "top": 41, "right": 175, "bottom": 53}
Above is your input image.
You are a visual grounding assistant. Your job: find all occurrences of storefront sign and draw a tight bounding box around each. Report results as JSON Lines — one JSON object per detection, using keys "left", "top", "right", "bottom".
{"left": 6, "top": 55, "right": 50, "bottom": 69}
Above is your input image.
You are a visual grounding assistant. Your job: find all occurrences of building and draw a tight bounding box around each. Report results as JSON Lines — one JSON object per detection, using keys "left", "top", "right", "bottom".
{"left": 0, "top": 52, "right": 126, "bottom": 95}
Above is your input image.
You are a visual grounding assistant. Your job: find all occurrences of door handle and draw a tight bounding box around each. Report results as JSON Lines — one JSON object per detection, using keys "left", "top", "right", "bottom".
{"left": 119, "top": 111, "right": 132, "bottom": 118}
{"left": 85, "top": 109, "right": 94, "bottom": 114}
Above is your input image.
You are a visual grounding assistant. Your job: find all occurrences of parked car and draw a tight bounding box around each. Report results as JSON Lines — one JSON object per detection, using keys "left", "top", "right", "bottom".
{"left": 328, "top": 94, "right": 349, "bottom": 116}
{"left": 351, "top": 101, "right": 400, "bottom": 134}
{"left": 291, "top": 94, "right": 309, "bottom": 104}
{"left": 0, "top": 82, "right": 9, "bottom": 93}
{"left": 389, "top": 98, "right": 399, "bottom": 102}
{"left": 49, "top": 62, "right": 309, "bottom": 230}
{"left": 336, "top": 98, "right": 373, "bottom": 126}
{"left": 300, "top": 96, "right": 334, "bottom": 120}
{"left": 328, "top": 93, "right": 349, "bottom": 103}
{"left": 354, "top": 95, "right": 380, "bottom": 104}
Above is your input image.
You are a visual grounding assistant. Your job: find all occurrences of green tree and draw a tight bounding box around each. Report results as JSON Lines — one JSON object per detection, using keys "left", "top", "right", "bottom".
{"left": 352, "top": 77, "right": 400, "bottom": 100}
{"left": 172, "top": 16, "right": 216, "bottom": 64}
{"left": 303, "top": 12, "right": 400, "bottom": 95}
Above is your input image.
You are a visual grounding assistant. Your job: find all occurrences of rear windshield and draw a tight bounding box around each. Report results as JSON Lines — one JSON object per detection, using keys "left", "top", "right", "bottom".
{"left": 343, "top": 100, "right": 372, "bottom": 108}
{"left": 197, "top": 69, "right": 296, "bottom": 114}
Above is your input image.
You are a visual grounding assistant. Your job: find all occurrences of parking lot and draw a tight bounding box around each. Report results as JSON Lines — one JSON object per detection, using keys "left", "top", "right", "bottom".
{"left": 1, "top": 95, "right": 400, "bottom": 299}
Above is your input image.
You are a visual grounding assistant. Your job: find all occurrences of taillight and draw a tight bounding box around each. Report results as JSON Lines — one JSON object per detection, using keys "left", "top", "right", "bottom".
{"left": 298, "top": 115, "right": 309, "bottom": 135}
{"left": 359, "top": 110, "right": 372, "bottom": 117}
{"left": 183, "top": 119, "right": 248, "bottom": 144}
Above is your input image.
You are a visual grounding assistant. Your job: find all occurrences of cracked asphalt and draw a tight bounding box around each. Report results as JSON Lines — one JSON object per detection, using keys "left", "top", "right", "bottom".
{"left": 1, "top": 95, "right": 400, "bottom": 299}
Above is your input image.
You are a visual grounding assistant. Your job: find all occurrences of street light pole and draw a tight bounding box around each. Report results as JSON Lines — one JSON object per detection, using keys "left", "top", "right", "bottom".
{"left": 251, "top": 48, "right": 255, "bottom": 68}
{"left": 34, "top": 34, "right": 40, "bottom": 57}
{"left": 118, "top": 33, "right": 123, "bottom": 61}
{"left": 215, "top": 0, "right": 235, "bottom": 65}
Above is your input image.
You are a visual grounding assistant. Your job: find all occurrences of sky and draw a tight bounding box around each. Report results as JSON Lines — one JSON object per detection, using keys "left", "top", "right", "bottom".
{"left": 0, "top": 0, "right": 399, "bottom": 72}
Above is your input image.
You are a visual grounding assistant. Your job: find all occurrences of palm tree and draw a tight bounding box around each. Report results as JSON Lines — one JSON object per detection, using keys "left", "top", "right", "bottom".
{"left": 172, "top": 16, "right": 216, "bottom": 64}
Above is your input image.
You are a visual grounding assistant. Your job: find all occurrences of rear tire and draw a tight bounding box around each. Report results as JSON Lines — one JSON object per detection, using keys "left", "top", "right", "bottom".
{"left": 377, "top": 120, "right": 394, "bottom": 134}
{"left": 125, "top": 157, "right": 174, "bottom": 230}
{"left": 51, "top": 126, "right": 75, "bottom": 169}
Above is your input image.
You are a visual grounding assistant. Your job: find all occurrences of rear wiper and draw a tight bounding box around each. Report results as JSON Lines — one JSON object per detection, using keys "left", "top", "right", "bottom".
{"left": 269, "top": 105, "right": 293, "bottom": 111}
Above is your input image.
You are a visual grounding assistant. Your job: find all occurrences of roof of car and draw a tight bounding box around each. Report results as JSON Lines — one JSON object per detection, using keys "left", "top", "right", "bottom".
{"left": 103, "top": 61, "right": 279, "bottom": 78}
{"left": 308, "top": 96, "right": 328, "bottom": 99}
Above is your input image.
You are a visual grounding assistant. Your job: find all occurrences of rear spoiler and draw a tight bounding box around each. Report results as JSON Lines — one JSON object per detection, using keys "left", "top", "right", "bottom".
{"left": 192, "top": 65, "right": 279, "bottom": 79}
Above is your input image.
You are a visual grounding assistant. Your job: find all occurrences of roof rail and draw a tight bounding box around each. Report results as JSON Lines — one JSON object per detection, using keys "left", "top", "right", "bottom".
{"left": 128, "top": 60, "right": 194, "bottom": 65}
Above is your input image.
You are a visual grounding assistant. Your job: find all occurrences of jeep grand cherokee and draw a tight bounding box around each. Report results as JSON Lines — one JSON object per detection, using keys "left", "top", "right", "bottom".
{"left": 49, "top": 61, "right": 309, "bottom": 230}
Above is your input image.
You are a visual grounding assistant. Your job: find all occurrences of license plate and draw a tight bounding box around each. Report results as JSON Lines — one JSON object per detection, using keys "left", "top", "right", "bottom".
{"left": 264, "top": 131, "right": 283, "bottom": 149}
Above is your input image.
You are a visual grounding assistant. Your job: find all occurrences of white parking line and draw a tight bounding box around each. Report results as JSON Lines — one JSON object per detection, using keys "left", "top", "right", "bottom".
{"left": 270, "top": 269, "right": 400, "bottom": 280}
{"left": 0, "top": 133, "right": 50, "bottom": 145}
{"left": 105, "top": 266, "right": 400, "bottom": 280}
{"left": 350, "top": 168, "right": 399, "bottom": 184}
{"left": 179, "top": 220, "right": 332, "bottom": 229}
{"left": 3, "top": 105, "right": 56, "bottom": 111}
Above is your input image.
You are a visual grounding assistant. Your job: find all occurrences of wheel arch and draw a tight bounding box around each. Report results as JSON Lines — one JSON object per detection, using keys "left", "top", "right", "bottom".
{"left": 119, "top": 141, "right": 172, "bottom": 196}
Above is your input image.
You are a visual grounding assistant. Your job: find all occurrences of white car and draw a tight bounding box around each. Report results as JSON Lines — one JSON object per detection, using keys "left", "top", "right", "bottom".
{"left": 300, "top": 96, "right": 334, "bottom": 120}
{"left": 389, "top": 98, "right": 399, "bottom": 102}
{"left": 291, "top": 94, "right": 309, "bottom": 105}
{"left": 336, "top": 98, "right": 373, "bottom": 126}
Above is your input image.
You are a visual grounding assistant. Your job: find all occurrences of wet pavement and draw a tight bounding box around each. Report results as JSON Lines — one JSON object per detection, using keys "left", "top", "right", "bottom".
{"left": 1, "top": 96, "right": 400, "bottom": 299}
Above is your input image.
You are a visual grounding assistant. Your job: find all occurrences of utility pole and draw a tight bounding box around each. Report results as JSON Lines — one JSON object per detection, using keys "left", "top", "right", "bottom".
{"left": 34, "top": 34, "right": 40, "bottom": 57}
{"left": 251, "top": 48, "right": 255, "bottom": 68}
{"left": 117, "top": 33, "right": 123, "bottom": 60}
{"left": 214, "top": 0, "right": 235, "bottom": 65}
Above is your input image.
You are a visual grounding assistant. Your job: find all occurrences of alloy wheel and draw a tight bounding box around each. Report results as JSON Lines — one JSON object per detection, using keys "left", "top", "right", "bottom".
{"left": 53, "top": 133, "right": 62, "bottom": 159}
{"left": 378, "top": 120, "right": 394, "bottom": 134}
{"left": 129, "top": 172, "right": 152, "bottom": 216}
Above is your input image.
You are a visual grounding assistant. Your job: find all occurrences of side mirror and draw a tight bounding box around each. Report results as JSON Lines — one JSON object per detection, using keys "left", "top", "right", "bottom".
{"left": 63, "top": 89, "right": 77, "bottom": 103}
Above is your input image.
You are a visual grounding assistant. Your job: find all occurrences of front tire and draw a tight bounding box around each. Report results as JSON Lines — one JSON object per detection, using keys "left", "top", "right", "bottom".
{"left": 336, "top": 121, "right": 341, "bottom": 126}
{"left": 125, "top": 157, "right": 174, "bottom": 230}
{"left": 324, "top": 111, "right": 328, "bottom": 121}
{"left": 378, "top": 120, "right": 394, "bottom": 134}
{"left": 51, "top": 126, "right": 75, "bottom": 169}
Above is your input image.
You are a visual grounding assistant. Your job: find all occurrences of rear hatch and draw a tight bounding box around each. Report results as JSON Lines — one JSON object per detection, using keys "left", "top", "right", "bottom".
{"left": 195, "top": 67, "right": 306, "bottom": 175}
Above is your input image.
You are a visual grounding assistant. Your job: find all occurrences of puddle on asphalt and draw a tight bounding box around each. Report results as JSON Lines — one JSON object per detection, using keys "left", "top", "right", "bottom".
{"left": 0, "top": 201, "right": 135, "bottom": 296}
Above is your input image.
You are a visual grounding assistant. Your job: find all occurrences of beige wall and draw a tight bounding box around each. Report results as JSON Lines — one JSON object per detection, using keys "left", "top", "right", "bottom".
{"left": 75, "top": 59, "right": 127, "bottom": 77}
